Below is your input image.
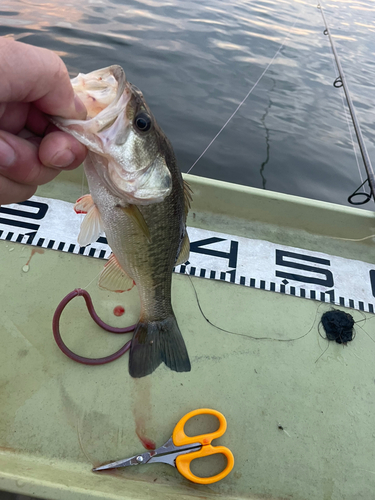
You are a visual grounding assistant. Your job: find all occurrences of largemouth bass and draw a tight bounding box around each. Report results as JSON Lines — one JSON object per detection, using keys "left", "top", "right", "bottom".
{"left": 53, "top": 66, "right": 192, "bottom": 378}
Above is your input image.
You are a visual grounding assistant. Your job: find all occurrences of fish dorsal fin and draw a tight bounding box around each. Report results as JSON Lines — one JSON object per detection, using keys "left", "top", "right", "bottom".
{"left": 183, "top": 180, "right": 193, "bottom": 217}
{"left": 74, "top": 194, "right": 94, "bottom": 214}
{"left": 119, "top": 204, "right": 151, "bottom": 242}
{"left": 99, "top": 254, "right": 135, "bottom": 293}
{"left": 175, "top": 232, "right": 190, "bottom": 266}
{"left": 77, "top": 204, "right": 104, "bottom": 246}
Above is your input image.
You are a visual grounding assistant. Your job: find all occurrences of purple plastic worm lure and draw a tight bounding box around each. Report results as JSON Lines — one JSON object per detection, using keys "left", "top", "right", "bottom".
{"left": 52, "top": 288, "right": 135, "bottom": 365}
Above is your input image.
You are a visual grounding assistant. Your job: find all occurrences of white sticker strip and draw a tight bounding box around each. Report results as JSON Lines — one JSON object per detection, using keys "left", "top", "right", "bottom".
{"left": 1, "top": 195, "right": 374, "bottom": 313}
{"left": 0, "top": 196, "right": 111, "bottom": 259}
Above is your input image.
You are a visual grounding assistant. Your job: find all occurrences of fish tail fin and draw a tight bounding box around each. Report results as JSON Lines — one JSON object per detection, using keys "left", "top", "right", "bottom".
{"left": 129, "top": 315, "right": 191, "bottom": 378}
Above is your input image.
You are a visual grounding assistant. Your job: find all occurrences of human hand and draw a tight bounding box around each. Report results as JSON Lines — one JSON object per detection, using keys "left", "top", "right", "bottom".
{"left": 0, "top": 38, "right": 87, "bottom": 205}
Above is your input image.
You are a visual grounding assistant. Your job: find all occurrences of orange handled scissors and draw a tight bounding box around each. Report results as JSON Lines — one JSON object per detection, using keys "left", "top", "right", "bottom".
{"left": 93, "top": 408, "right": 234, "bottom": 484}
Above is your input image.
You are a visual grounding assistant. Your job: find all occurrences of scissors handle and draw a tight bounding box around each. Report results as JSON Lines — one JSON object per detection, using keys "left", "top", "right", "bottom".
{"left": 172, "top": 408, "right": 234, "bottom": 484}
{"left": 176, "top": 445, "right": 234, "bottom": 485}
{"left": 172, "top": 408, "right": 227, "bottom": 446}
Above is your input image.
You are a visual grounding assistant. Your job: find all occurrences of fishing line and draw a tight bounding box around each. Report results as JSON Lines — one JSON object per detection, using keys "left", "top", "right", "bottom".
{"left": 314, "top": 310, "right": 375, "bottom": 362}
{"left": 355, "top": 321, "right": 375, "bottom": 344}
{"left": 186, "top": 17, "right": 300, "bottom": 174}
{"left": 80, "top": 166, "right": 87, "bottom": 226}
{"left": 77, "top": 415, "right": 96, "bottom": 465}
{"left": 78, "top": 168, "right": 107, "bottom": 291}
{"left": 322, "top": 8, "right": 364, "bottom": 185}
{"left": 314, "top": 341, "right": 330, "bottom": 364}
{"left": 315, "top": 309, "right": 360, "bottom": 362}
{"left": 318, "top": 3, "right": 375, "bottom": 204}
{"left": 81, "top": 167, "right": 86, "bottom": 198}
{"left": 186, "top": 273, "right": 322, "bottom": 343}
{"left": 82, "top": 268, "right": 103, "bottom": 290}
{"left": 186, "top": 271, "right": 375, "bottom": 365}
{"left": 342, "top": 95, "right": 364, "bottom": 185}
{"left": 353, "top": 310, "right": 375, "bottom": 344}
{"left": 331, "top": 234, "right": 375, "bottom": 242}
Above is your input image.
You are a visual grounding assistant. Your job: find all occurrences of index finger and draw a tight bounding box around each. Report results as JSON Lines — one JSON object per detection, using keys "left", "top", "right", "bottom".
{"left": 0, "top": 38, "right": 86, "bottom": 119}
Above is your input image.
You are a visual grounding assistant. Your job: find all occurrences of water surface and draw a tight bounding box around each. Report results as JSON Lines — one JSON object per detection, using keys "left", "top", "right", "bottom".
{"left": 1, "top": 0, "right": 375, "bottom": 207}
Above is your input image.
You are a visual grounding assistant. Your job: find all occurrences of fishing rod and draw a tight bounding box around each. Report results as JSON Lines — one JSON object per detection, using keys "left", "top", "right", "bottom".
{"left": 318, "top": 3, "right": 375, "bottom": 205}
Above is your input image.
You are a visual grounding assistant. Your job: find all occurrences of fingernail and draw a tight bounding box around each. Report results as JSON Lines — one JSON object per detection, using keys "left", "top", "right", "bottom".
{"left": 0, "top": 138, "right": 16, "bottom": 168}
{"left": 50, "top": 149, "right": 76, "bottom": 168}
{"left": 74, "top": 94, "right": 87, "bottom": 119}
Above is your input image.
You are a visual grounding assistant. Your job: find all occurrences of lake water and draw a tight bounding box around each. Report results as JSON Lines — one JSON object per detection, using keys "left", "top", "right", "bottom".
{"left": 1, "top": 0, "right": 375, "bottom": 207}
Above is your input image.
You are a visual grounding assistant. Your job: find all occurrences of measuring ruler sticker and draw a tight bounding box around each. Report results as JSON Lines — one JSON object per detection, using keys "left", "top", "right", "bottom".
{"left": 1, "top": 195, "right": 374, "bottom": 313}
{"left": 0, "top": 197, "right": 112, "bottom": 259}
{"left": 174, "top": 229, "right": 375, "bottom": 313}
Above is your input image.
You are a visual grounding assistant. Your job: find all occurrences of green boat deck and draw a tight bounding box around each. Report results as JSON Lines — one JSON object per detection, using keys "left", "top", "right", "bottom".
{"left": 1, "top": 170, "right": 375, "bottom": 500}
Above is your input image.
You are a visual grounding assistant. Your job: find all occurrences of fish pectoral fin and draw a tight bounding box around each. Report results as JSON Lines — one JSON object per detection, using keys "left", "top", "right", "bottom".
{"left": 77, "top": 204, "right": 104, "bottom": 246}
{"left": 175, "top": 232, "right": 190, "bottom": 266}
{"left": 99, "top": 253, "right": 135, "bottom": 293}
{"left": 119, "top": 204, "right": 151, "bottom": 243}
{"left": 183, "top": 180, "right": 193, "bottom": 218}
{"left": 74, "top": 194, "right": 95, "bottom": 215}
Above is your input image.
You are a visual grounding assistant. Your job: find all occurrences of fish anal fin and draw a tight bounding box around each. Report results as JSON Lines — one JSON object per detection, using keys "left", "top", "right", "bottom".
{"left": 183, "top": 180, "right": 193, "bottom": 217}
{"left": 175, "top": 232, "right": 190, "bottom": 266}
{"left": 99, "top": 253, "right": 135, "bottom": 293}
{"left": 74, "top": 194, "right": 94, "bottom": 215}
{"left": 77, "top": 204, "right": 103, "bottom": 246}
{"left": 119, "top": 204, "right": 151, "bottom": 242}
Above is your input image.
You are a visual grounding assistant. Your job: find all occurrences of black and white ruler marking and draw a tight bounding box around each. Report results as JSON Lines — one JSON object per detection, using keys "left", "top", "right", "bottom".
{"left": 1, "top": 195, "right": 375, "bottom": 313}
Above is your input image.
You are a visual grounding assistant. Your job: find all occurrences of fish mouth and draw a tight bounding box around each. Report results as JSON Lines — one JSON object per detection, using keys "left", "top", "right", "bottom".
{"left": 70, "top": 65, "right": 128, "bottom": 122}
{"left": 52, "top": 65, "right": 132, "bottom": 153}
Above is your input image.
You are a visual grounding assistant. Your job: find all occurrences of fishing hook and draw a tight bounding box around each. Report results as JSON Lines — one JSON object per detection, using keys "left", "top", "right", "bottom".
{"left": 348, "top": 179, "right": 372, "bottom": 205}
{"left": 53, "top": 288, "right": 135, "bottom": 365}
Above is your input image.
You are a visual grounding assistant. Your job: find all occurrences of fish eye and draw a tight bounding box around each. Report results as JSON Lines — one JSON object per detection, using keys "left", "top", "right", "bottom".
{"left": 134, "top": 112, "right": 152, "bottom": 133}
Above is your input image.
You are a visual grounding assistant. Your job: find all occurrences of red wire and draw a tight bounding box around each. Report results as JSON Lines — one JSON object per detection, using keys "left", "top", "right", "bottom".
{"left": 52, "top": 288, "right": 136, "bottom": 365}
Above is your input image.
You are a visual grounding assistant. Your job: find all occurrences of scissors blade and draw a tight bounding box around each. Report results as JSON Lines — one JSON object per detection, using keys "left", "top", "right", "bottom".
{"left": 148, "top": 444, "right": 201, "bottom": 467}
{"left": 92, "top": 452, "right": 152, "bottom": 472}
